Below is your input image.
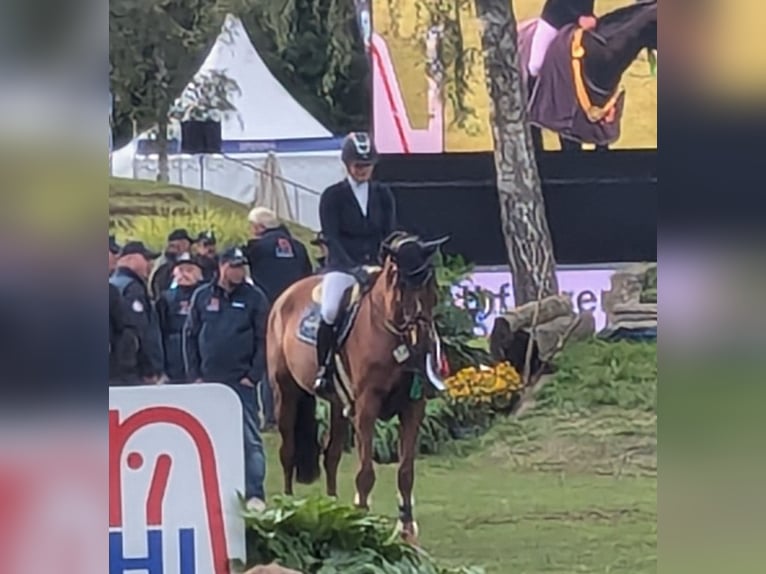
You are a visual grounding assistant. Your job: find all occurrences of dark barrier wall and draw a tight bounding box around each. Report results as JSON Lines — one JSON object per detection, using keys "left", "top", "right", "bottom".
{"left": 376, "top": 150, "right": 657, "bottom": 266}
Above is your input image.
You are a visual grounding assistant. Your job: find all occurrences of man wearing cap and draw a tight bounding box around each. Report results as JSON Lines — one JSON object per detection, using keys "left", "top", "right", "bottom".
{"left": 109, "top": 235, "right": 125, "bottom": 382}
{"left": 183, "top": 246, "right": 269, "bottom": 505}
{"left": 156, "top": 252, "right": 205, "bottom": 384}
{"left": 110, "top": 241, "right": 165, "bottom": 386}
{"left": 193, "top": 230, "right": 219, "bottom": 283}
{"left": 150, "top": 228, "right": 194, "bottom": 299}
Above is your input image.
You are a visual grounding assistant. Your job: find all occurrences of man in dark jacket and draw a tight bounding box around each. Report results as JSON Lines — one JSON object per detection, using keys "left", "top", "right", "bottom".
{"left": 150, "top": 228, "right": 194, "bottom": 299}
{"left": 245, "top": 207, "right": 312, "bottom": 304}
{"left": 183, "top": 246, "right": 268, "bottom": 504}
{"left": 310, "top": 232, "right": 329, "bottom": 271}
{"left": 314, "top": 132, "right": 397, "bottom": 395}
{"left": 109, "top": 235, "right": 125, "bottom": 382}
{"left": 110, "top": 241, "right": 164, "bottom": 385}
{"left": 193, "top": 230, "right": 219, "bottom": 283}
{"left": 156, "top": 253, "right": 204, "bottom": 383}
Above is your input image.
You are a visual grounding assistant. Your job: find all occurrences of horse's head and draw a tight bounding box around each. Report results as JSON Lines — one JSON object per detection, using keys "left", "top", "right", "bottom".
{"left": 594, "top": 0, "right": 657, "bottom": 47}
{"left": 377, "top": 231, "right": 449, "bottom": 336}
{"left": 586, "top": 0, "right": 657, "bottom": 94}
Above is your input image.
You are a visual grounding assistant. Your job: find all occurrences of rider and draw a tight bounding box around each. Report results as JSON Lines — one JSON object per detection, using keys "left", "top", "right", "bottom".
{"left": 529, "top": 0, "right": 598, "bottom": 80}
{"left": 313, "top": 132, "right": 397, "bottom": 395}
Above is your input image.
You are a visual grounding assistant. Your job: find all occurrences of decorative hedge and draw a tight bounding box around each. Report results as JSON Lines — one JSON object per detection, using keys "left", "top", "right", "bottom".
{"left": 240, "top": 495, "right": 484, "bottom": 573}
{"left": 316, "top": 362, "right": 524, "bottom": 464}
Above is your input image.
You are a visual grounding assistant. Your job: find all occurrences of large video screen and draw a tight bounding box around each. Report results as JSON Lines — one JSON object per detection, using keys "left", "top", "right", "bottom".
{"left": 370, "top": 0, "right": 657, "bottom": 153}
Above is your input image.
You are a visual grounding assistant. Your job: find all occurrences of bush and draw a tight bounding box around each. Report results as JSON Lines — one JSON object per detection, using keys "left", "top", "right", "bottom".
{"left": 242, "top": 495, "right": 484, "bottom": 574}
{"left": 537, "top": 339, "right": 657, "bottom": 412}
{"left": 317, "top": 363, "right": 525, "bottom": 464}
{"left": 432, "top": 253, "right": 490, "bottom": 371}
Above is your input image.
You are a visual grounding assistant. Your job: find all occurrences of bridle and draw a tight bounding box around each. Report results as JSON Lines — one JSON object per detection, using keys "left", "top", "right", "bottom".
{"left": 381, "top": 258, "right": 438, "bottom": 352}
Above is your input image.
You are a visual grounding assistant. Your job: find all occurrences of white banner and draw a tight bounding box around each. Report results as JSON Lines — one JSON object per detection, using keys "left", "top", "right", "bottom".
{"left": 109, "top": 384, "right": 245, "bottom": 574}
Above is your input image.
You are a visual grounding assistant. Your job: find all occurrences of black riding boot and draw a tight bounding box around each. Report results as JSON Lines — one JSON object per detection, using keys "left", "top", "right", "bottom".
{"left": 314, "top": 320, "right": 336, "bottom": 395}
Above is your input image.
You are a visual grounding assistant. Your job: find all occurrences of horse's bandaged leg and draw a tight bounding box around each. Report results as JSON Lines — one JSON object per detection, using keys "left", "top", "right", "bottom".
{"left": 528, "top": 18, "right": 558, "bottom": 77}
{"left": 320, "top": 271, "right": 358, "bottom": 324}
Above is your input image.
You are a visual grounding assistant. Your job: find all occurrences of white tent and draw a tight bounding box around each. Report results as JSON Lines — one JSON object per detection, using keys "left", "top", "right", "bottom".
{"left": 195, "top": 14, "right": 331, "bottom": 141}
{"left": 111, "top": 14, "right": 343, "bottom": 230}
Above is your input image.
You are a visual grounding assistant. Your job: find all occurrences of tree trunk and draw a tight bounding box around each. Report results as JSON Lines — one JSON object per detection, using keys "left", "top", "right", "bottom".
{"left": 156, "top": 113, "right": 170, "bottom": 183}
{"left": 474, "top": 0, "right": 559, "bottom": 305}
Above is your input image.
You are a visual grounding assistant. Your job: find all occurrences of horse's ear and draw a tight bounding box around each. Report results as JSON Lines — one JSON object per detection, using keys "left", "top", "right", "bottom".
{"left": 421, "top": 235, "right": 450, "bottom": 258}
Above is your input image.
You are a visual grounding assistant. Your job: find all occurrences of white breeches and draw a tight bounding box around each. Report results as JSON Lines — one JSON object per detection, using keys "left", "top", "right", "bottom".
{"left": 528, "top": 19, "right": 558, "bottom": 77}
{"left": 320, "top": 272, "right": 358, "bottom": 324}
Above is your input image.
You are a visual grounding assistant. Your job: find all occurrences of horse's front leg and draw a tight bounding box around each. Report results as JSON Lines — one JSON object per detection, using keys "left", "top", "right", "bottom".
{"left": 353, "top": 391, "right": 381, "bottom": 510}
{"left": 396, "top": 396, "right": 426, "bottom": 545}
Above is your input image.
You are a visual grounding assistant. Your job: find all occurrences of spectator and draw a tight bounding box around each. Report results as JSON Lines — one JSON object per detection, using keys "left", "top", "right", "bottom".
{"left": 183, "top": 246, "right": 269, "bottom": 505}
{"left": 245, "top": 207, "right": 312, "bottom": 429}
{"left": 109, "top": 236, "right": 125, "bottom": 383}
{"left": 193, "top": 230, "right": 219, "bottom": 283}
{"left": 110, "top": 241, "right": 164, "bottom": 386}
{"left": 156, "top": 252, "right": 204, "bottom": 384}
{"left": 109, "top": 234, "right": 120, "bottom": 275}
{"left": 310, "top": 232, "right": 329, "bottom": 271}
{"left": 245, "top": 207, "right": 312, "bottom": 303}
{"left": 150, "top": 228, "right": 194, "bottom": 299}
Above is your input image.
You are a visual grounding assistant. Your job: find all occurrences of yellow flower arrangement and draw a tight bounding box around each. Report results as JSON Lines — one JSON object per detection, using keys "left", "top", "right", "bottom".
{"left": 444, "top": 362, "right": 523, "bottom": 403}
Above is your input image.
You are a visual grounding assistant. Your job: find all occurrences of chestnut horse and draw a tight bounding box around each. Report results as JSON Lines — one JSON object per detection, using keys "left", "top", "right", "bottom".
{"left": 266, "top": 232, "right": 447, "bottom": 543}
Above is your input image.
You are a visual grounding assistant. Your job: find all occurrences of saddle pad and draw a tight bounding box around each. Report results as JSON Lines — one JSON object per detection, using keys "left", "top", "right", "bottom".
{"left": 522, "top": 23, "right": 624, "bottom": 146}
{"left": 296, "top": 300, "right": 362, "bottom": 349}
{"left": 311, "top": 265, "right": 382, "bottom": 305}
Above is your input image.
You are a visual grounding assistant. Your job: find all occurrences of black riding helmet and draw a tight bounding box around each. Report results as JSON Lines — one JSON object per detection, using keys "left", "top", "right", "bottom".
{"left": 341, "top": 132, "right": 378, "bottom": 165}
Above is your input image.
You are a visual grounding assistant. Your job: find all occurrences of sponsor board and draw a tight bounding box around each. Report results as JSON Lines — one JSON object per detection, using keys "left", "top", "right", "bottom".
{"left": 453, "top": 268, "right": 616, "bottom": 336}
{"left": 109, "top": 384, "right": 245, "bottom": 574}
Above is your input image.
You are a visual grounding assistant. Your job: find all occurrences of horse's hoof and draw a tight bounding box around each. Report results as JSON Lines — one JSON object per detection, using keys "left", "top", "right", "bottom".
{"left": 400, "top": 529, "right": 419, "bottom": 547}
{"left": 396, "top": 520, "right": 419, "bottom": 546}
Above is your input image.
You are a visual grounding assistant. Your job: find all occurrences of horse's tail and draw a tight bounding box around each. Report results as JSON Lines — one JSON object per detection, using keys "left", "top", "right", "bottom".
{"left": 293, "top": 389, "right": 321, "bottom": 485}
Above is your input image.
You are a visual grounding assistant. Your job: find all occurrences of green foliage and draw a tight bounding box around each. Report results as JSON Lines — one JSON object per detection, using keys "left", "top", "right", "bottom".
{"left": 316, "top": 397, "right": 492, "bottom": 466}
{"left": 110, "top": 0, "right": 233, "bottom": 142}
{"left": 640, "top": 264, "right": 657, "bottom": 303}
{"left": 433, "top": 252, "right": 489, "bottom": 371}
{"left": 410, "top": 0, "right": 482, "bottom": 131}
{"left": 242, "top": 495, "right": 484, "bottom": 573}
{"left": 109, "top": 177, "right": 321, "bottom": 258}
{"left": 537, "top": 339, "right": 657, "bottom": 413}
{"left": 231, "top": 0, "right": 369, "bottom": 134}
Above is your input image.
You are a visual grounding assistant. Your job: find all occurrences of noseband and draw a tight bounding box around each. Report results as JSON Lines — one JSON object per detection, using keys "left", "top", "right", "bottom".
{"left": 383, "top": 262, "right": 436, "bottom": 348}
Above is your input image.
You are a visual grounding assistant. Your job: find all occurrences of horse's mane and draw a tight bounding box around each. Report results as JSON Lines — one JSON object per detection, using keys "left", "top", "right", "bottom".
{"left": 596, "top": 0, "right": 657, "bottom": 40}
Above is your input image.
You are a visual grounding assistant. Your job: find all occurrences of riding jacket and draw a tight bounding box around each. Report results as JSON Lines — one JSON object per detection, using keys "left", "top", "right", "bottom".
{"left": 318, "top": 179, "right": 397, "bottom": 272}
{"left": 541, "top": 0, "right": 595, "bottom": 29}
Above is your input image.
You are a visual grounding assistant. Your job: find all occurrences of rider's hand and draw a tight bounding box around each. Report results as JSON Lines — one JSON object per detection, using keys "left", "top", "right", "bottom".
{"left": 240, "top": 377, "right": 255, "bottom": 388}
{"left": 578, "top": 15, "right": 597, "bottom": 30}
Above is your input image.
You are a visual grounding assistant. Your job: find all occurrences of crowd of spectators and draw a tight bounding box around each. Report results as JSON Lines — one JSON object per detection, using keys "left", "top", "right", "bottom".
{"left": 108, "top": 207, "right": 325, "bottom": 507}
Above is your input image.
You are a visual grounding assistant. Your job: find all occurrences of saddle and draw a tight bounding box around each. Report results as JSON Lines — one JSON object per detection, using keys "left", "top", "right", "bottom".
{"left": 297, "top": 265, "right": 381, "bottom": 350}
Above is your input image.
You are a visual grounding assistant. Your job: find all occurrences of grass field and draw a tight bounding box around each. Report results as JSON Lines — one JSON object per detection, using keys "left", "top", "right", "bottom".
{"left": 373, "top": 0, "right": 656, "bottom": 151}
{"left": 261, "top": 341, "right": 657, "bottom": 573}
